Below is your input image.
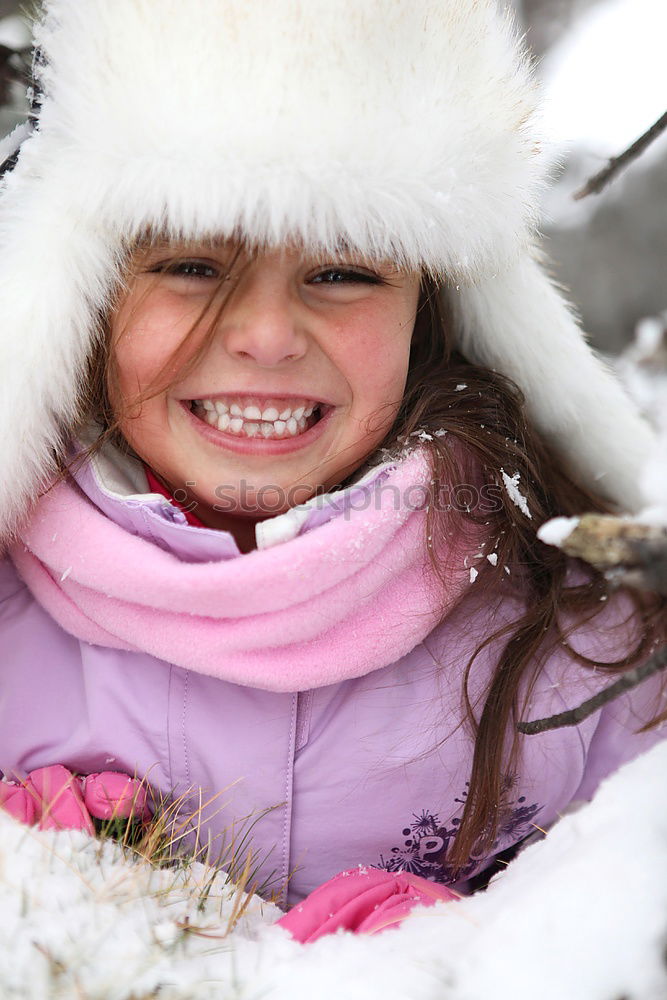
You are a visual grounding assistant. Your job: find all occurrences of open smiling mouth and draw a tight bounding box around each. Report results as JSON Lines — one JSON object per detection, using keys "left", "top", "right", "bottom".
{"left": 189, "top": 397, "right": 328, "bottom": 440}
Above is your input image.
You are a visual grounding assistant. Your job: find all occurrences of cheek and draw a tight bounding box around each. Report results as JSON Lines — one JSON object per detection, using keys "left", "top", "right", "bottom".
{"left": 341, "top": 306, "right": 414, "bottom": 399}
{"left": 112, "top": 295, "right": 192, "bottom": 398}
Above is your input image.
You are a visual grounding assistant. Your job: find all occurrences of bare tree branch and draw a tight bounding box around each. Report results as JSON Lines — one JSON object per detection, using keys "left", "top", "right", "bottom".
{"left": 574, "top": 110, "right": 667, "bottom": 200}
{"left": 551, "top": 514, "right": 667, "bottom": 595}
{"left": 519, "top": 515, "right": 667, "bottom": 736}
{"left": 0, "top": 41, "right": 30, "bottom": 107}
{"left": 518, "top": 645, "right": 667, "bottom": 735}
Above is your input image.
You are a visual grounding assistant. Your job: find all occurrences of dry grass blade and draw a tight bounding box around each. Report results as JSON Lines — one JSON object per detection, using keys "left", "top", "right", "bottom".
{"left": 90, "top": 780, "right": 286, "bottom": 919}
{"left": 223, "top": 848, "right": 259, "bottom": 937}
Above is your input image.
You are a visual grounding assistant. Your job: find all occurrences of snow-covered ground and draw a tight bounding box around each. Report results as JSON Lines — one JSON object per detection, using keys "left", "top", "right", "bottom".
{"left": 1, "top": 740, "right": 666, "bottom": 999}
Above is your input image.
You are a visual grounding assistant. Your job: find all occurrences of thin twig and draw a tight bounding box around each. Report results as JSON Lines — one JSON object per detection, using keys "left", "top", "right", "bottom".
{"left": 517, "top": 645, "right": 667, "bottom": 735}
{"left": 574, "top": 109, "right": 667, "bottom": 200}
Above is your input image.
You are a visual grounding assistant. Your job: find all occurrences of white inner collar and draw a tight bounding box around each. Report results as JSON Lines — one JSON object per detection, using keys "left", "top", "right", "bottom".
{"left": 76, "top": 424, "right": 396, "bottom": 550}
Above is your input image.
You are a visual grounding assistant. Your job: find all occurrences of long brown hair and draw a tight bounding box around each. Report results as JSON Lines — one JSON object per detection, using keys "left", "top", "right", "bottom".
{"left": 73, "top": 241, "right": 667, "bottom": 874}
{"left": 377, "top": 278, "right": 666, "bottom": 868}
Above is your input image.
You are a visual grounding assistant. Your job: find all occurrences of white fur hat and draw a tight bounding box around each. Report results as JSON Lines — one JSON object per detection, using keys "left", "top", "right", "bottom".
{"left": 0, "top": 0, "right": 653, "bottom": 540}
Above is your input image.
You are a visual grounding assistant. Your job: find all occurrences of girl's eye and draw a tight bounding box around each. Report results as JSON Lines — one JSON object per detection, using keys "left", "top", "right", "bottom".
{"left": 151, "top": 260, "right": 220, "bottom": 280}
{"left": 310, "top": 268, "right": 383, "bottom": 286}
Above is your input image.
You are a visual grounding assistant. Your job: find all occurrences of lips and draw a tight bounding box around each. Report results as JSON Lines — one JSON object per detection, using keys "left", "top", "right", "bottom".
{"left": 181, "top": 394, "right": 335, "bottom": 455}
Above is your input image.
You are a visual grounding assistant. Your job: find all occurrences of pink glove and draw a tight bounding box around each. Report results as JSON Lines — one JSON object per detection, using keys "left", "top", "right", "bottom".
{"left": 277, "top": 866, "right": 460, "bottom": 943}
{"left": 0, "top": 779, "right": 38, "bottom": 825}
{"left": 23, "top": 765, "right": 93, "bottom": 832}
{"left": 0, "top": 765, "right": 152, "bottom": 833}
{"left": 83, "top": 771, "right": 152, "bottom": 822}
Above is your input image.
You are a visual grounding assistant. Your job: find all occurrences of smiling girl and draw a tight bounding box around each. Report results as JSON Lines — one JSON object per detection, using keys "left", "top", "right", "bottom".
{"left": 0, "top": 0, "right": 665, "bottom": 939}
{"left": 108, "top": 241, "right": 421, "bottom": 551}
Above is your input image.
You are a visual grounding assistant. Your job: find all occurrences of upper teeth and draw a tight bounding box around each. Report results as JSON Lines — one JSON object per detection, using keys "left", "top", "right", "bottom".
{"left": 200, "top": 400, "right": 314, "bottom": 421}
{"left": 193, "top": 398, "right": 319, "bottom": 438}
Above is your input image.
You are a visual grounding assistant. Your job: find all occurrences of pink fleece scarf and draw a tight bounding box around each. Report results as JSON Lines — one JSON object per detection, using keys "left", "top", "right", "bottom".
{"left": 10, "top": 448, "right": 480, "bottom": 692}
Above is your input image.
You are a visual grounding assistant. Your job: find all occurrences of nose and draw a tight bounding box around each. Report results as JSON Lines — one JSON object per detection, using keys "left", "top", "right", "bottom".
{"left": 219, "top": 268, "right": 308, "bottom": 367}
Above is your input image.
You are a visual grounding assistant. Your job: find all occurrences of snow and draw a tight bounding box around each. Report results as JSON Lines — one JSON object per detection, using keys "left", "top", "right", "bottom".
{"left": 634, "top": 316, "right": 665, "bottom": 360}
{"left": 537, "top": 516, "right": 581, "bottom": 548}
{"left": 0, "top": 121, "right": 32, "bottom": 167}
{"left": 500, "top": 469, "right": 532, "bottom": 519}
{"left": 0, "top": 15, "right": 30, "bottom": 49}
{"left": 1, "top": 742, "right": 666, "bottom": 998}
{"left": 542, "top": 0, "right": 667, "bottom": 155}
{"left": 540, "top": 0, "right": 667, "bottom": 227}
{"left": 539, "top": 305, "right": 667, "bottom": 532}
{"left": 616, "top": 314, "right": 667, "bottom": 525}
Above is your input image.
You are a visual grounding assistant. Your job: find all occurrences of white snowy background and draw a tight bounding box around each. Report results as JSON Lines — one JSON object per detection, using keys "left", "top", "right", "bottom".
{"left": 523, "top": 0, "right": 667, "bottom": 354}
{"left": 1, "top": 1, "right": 666, "bottom": 997}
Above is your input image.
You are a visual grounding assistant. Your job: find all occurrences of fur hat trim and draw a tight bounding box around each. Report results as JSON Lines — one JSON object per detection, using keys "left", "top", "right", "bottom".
{"left": 0, "top": 0, "right": 653, "bottom": 541}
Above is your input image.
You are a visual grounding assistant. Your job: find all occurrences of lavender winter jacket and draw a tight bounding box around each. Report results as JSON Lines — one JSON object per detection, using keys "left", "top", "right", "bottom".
{"left": 0, "top": 446, "right": 664, "bottom": 906}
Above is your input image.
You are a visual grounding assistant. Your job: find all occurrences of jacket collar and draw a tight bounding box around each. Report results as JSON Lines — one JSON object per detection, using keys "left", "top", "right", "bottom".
{"left": 69, "top": 426, "right": 398, "bottom": 562}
